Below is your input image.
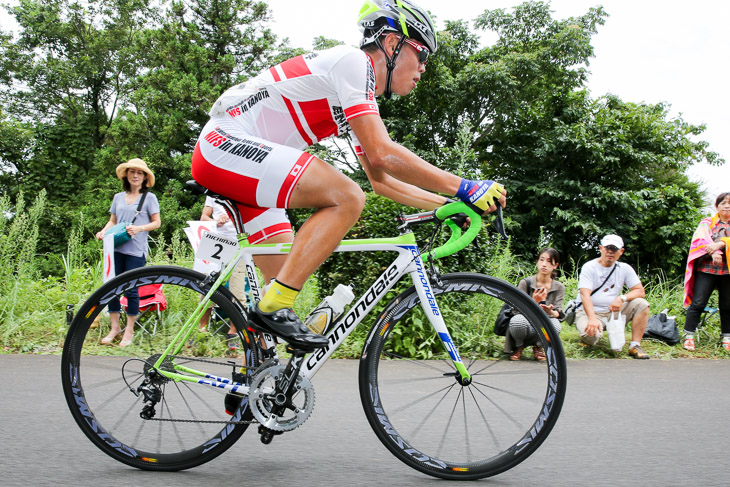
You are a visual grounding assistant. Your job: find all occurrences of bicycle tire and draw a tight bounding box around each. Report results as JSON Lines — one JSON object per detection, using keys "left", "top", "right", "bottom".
{"left": 61, "top": 265, "right": 261, "bottom": 471}
{"left": 359, "top": 273, "right": 567, "bottom": 480}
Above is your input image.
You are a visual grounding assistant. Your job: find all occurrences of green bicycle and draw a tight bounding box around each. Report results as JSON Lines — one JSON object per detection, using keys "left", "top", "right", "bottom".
{"left": 62, "top": 184, "right": 567, "bottom": 480}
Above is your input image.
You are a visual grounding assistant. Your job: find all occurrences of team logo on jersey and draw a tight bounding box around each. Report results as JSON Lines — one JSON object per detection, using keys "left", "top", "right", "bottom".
{"left": 206, "top": 128, "right": 272, "bottom": 163}
{"left": 365, "top": 60, "right": 376, "bottom": 100}
{"left": 332, "top": 106, "right": 348, "bottom": 134}
{"left": 226, "top": 88, "right": 271, "bottom": 118}
{"left": 204, "top": 128, "right": 228, "bottom": 147}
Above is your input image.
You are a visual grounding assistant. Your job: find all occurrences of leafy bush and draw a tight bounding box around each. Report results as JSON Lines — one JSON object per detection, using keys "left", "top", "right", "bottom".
{"left": 0, "top": 190, "right": 725, "bottom": 360}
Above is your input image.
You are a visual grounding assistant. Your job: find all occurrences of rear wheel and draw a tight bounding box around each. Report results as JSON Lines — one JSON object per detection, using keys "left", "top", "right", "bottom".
{"left": 359, "top": 273, "right": 567, "bottom": 480}
{"left": 61, "top": 265, "right": 261, "bottom": 471}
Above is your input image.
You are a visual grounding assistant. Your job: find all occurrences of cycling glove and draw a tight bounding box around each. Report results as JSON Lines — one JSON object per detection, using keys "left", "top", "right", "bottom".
{"left": 455, "top": 179, "right": 504, "bottom": 212}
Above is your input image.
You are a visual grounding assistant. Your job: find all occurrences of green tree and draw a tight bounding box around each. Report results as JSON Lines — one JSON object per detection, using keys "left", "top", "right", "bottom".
{"left": 0, "top": 0, "right": 154, "bottom": 256}
{"left": 376, "top": 1, "right": 722, "bottom": 276}
{"left": 0, "top": 0, "right": 287, "bottom": 257}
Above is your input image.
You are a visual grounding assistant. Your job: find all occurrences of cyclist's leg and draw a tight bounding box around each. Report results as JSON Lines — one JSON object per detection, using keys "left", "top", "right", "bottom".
{"left": 271, "top": 158, "right": 365, "bottom": 289}
{"left": 192, "top": 121, "right": 363, "bottom": 345}
{"left": 193, "top": 119, "right": 364, "bottom": 291}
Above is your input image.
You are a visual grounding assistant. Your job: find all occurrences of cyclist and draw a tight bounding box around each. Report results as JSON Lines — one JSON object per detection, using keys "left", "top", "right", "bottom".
{"left": 191, "top": 0, "right": 506, "bottom": 350}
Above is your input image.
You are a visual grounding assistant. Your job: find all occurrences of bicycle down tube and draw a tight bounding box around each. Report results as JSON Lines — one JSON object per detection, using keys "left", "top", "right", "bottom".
{"left": 148, "top": 235, "right": 463, "bottom": 393}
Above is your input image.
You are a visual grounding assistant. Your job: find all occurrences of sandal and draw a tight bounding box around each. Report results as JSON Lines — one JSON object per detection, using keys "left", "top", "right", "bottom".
{"left": 533, "top": 345, "right": 547, "bottom": 361}
{"left": 226, "top": 334, "right": 239, "bottom": 351}
{"left": 101, "top": 330, "right": 123, "bottom": 346}
{"left": 119, "top": 334, "right": 134, "bottom": 348}
{"left": 509, "top": 346, "right": 524, "bottom": 361}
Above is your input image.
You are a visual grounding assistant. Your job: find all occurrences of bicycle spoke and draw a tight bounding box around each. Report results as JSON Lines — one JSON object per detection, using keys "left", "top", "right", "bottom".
{"left": 470, "top": 378, "right": 543, "bottom": 404}
{"left": 467, "top": 386, "right": 502, "bottom": 451}
{"left": 382, "top": 351, "right": 456, "bottom": 373}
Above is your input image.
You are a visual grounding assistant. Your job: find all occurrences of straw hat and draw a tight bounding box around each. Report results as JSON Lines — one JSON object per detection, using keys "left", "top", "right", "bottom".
{"left": 116, "top": 158, "right": 155, "bottom": 188}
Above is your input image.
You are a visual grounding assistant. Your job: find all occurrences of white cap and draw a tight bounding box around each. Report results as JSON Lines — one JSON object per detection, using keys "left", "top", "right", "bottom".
{"left": 600, "top": 234, "right": 624, "bottom": 249}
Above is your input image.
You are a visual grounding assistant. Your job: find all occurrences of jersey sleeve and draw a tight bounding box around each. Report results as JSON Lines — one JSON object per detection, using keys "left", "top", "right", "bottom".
{"left": 330, "top": 50, "right": 379, "bottom": 122}
{"left": 350, "top": 131, "right": 365, "bottom": 157}
{"left": 109, "top": 193, "right": 120, "bottom": 215}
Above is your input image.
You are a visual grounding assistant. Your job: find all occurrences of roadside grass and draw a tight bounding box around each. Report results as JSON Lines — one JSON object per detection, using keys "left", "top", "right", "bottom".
{"left": 1, "top": 191, "right": 727, "bottom": 359}
{"left": 3, "top": 262, "right": 727, "bottom": 359}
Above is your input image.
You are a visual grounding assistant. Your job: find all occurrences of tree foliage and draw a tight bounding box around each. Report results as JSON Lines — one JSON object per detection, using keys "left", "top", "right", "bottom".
{"left": 0, "top": 0, "right": 284, "bottom": 256}
{"left": 378, "top": 1, "right": 721, "bottom": 276}
{"left": 0, "top": 0, "right": 724, "bottom": 280}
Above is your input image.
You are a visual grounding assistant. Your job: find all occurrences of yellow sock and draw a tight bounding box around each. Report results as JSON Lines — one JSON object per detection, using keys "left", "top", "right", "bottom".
{"left": 258, "top": 280, "right": 299, "bottom": 313}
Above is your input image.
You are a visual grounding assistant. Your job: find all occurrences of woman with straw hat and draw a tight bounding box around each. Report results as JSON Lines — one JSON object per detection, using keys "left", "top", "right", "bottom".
{"left": 95, "top": 158, "right": 161, "bottom": 347}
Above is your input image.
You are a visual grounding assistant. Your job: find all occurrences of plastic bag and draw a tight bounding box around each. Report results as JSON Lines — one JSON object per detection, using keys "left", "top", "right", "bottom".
{"left": 605, "top": 312, "right": 626, "bottom": 351}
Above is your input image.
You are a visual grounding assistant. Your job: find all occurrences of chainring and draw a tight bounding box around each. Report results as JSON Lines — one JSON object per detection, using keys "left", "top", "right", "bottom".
{"left": 249, "top": 364, "right": 314, "bottom": 432}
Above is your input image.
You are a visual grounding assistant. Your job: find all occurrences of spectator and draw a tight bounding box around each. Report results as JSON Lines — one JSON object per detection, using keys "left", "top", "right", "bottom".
{"left": 95, "top": 159, "right": 160, "bottom": 347}
{"left": 682, "top": 192, "right": 730, "bottom": 351}
{"left": 574, "top": 234, "right": 650, "bottom": 359}
{"left": 506, "top": 248, "right": 565, "bottom": 361}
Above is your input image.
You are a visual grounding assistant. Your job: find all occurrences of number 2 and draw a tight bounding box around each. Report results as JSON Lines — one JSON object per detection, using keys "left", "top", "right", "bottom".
{"left": 211, "top": 244, "right": 223, "bottom": 260}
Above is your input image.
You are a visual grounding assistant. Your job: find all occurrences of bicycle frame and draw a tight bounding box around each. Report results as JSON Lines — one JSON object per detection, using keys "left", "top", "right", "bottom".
{"left": 152, "top": 229, "right": 471, "bottom": 393}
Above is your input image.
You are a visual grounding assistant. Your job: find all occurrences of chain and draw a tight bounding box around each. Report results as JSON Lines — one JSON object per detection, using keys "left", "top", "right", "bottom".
{"left": 134, "top": 348, "right": 281, "bottom": 426}
{"left": 147, "top": 416, "right": 258, "bottom": 425}
{"left": 167, "top": 354, "right": 240, "bottom": 368}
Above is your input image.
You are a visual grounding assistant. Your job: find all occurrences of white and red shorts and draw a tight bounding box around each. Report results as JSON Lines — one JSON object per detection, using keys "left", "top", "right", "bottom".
{"left": 191, "top": 117, "right": 312, "bottom": 244}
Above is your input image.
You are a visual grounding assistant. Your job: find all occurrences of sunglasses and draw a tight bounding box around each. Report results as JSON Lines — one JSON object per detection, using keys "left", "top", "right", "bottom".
{"left": 604, "top": 245, "right": 620, "bottom": 252}
{"left": 403, "top": 37, "right": 430, "bottom": 65}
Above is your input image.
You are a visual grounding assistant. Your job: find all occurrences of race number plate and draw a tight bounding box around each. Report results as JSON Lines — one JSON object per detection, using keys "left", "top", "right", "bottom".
{"left": 196, "top": 232, "right": 240, "bottom": 269}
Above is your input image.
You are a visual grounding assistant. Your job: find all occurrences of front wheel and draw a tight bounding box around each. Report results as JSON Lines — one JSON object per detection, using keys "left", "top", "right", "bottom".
{"left": 359, "top": 273, "right": 567, "bottom": 480}
{"left": 61, "top": 265, "right": 261, "bottom": 471}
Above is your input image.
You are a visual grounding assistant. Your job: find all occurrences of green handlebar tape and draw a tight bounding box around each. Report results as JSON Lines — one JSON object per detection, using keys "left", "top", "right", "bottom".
{"left": 421, "top": 202, "right": 482, "bottom": 260}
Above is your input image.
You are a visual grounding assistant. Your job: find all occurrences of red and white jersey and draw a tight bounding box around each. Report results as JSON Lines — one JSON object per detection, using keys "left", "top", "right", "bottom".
{"left": 209, "top": 45, "right": 378, "bottom": 151}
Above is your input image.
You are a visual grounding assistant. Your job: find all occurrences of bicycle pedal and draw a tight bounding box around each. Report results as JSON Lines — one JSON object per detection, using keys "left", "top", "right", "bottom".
{"left": 258, "top": 425, "right": 283, "bottom": 444}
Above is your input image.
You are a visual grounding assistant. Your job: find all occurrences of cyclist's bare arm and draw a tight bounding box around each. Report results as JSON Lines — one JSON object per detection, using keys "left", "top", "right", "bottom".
{"left": 350, "top": 114, "right": 506, "bottom": 212}
{"left": 359, "top": 152, "right": 447, "bottom": 210}
{"left": 349, "top": 114, "right": 461, "bottom": 195}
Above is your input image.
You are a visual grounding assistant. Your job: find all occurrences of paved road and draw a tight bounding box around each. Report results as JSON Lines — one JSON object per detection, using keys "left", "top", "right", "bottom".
{"left": 1, "top": 355, "right": 728, "bottom": 486}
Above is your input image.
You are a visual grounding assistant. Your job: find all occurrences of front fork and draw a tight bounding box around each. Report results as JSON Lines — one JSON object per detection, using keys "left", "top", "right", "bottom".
{"left": 412, "top": 264, "right": 472, "bottom": 385}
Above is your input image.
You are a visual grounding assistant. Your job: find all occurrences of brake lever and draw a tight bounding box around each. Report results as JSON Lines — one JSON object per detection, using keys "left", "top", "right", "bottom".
{"left": 494, "top": 205, "right": 508, "bottom": 241}
{"left": 448, "top": 212, "right": 469, "bottom": 229}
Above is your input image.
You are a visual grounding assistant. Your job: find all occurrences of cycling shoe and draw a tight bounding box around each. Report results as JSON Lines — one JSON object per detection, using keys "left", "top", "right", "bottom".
{"left": 249, "top": 304, "right": 329, "bottom": 351}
